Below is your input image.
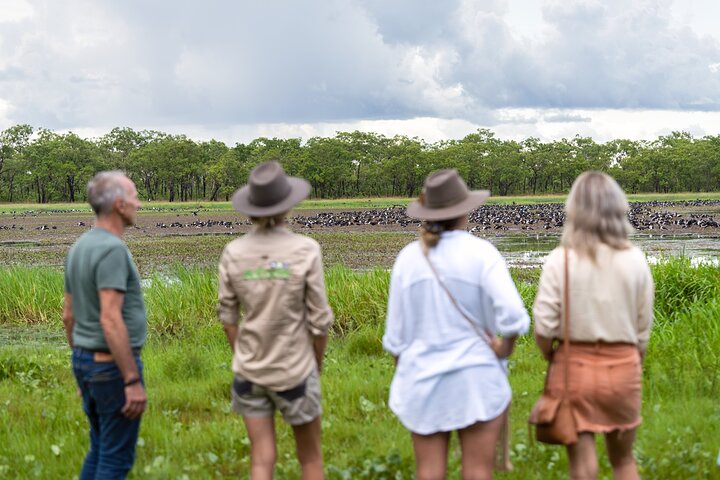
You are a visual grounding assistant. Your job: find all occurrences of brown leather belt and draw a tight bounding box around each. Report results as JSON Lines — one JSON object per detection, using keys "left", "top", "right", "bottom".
{"left": 75, "top": 347, "right": 142, "bottom": 362}
{"left": 93, "top": 352, "right": 114, "bottom": 362}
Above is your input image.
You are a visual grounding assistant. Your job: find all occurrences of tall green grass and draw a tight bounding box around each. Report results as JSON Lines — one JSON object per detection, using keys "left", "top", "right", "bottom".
{"left": 0, "top": 267, "right": 63, "bottom": 324}
{"left": 651, "top": 257, "right": 720, "bottom": 323}
{"left": 0, "top": 265, "right": 394, "bottom": 336}
{"left": 1, "top": 294, "right": 718, "bottom": 478}
{"left": 3, "top": 258, "right": 715, "bottom": 334}
{"left": 1, "top": 258, "right": 719, "bottom": 478}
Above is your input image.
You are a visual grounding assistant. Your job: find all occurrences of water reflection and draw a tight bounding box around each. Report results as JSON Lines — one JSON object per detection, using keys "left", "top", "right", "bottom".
{"left": 488, "top": 233, "right": 720, "bottom": 267}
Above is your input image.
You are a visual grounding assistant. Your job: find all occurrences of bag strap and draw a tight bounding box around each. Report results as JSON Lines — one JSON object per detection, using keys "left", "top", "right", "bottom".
{"left": 423, "top": 244, "right": 513, "bottom": 472}
{"left": 422, "top": 247, "right": 493, "bottom": 346}
{"left": 562, "top": 247, "right": 570, "bottom": 396}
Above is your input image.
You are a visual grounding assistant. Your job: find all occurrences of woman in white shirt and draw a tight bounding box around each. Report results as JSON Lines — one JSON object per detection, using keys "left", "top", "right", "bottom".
{"left": 383, "top": 169, "right": 530, "bottom": 480}
{"left": 533, "top": 171, "right": 654, "bottom": 480}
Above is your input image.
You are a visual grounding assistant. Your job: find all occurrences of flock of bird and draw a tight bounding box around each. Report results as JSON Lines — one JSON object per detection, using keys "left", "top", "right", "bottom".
{"left": 1, "top": 200, "right": 718, "bottom": 233}
{"left": 155, "top": 219, "right": 241, "bottom": 229}
{"left": 149, "top": 200, "right": 720, "bottom": 232}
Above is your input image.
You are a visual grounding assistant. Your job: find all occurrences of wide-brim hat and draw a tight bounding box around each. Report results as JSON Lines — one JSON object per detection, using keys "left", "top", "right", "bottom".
{"left": 231, "top": 161, "right": 310, "bottom": 217}
{"left": 407, "top": 169, "right": 490, "bottom": 221}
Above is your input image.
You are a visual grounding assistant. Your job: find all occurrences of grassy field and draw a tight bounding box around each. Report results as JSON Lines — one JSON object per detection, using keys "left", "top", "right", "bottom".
{"left": 1, "top": 260, "right": 719, "bottom": 479}
{"left": 2, "top": 191, "right": 720, "bottom": 213}
{"left": 0, "top": 232, "right": 416, "bottom": 273}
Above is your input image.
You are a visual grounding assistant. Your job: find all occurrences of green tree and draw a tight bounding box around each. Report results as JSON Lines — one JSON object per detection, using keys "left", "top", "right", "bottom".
{"left": 0, "top": 124, "right": 33, "bottom": 199}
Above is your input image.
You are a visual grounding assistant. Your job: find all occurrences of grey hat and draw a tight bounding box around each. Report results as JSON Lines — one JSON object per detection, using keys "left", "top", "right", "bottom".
{"left": 407, "top": 169, "right": 490, "bottom": 221}
{"left": 231, "top": 161, "right": 310, "bottom": 217}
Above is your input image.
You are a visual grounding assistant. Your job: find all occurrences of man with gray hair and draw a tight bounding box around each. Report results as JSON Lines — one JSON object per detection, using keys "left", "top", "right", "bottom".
{"left": 63, "top": 171, "right": 147, "bottom": 479}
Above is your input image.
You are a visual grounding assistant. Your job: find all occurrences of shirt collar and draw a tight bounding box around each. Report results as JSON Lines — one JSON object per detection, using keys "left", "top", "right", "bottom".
{"left": 440, "top": 229, "right": 467, "bottom": 238}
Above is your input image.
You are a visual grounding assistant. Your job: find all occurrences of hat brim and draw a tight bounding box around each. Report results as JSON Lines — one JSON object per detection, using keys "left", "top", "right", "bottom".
{"left": 406, "top": 190, "right": 490, "bottom": 221}
{"left": 231, "top": 177, "right": 311, "bottom": 217}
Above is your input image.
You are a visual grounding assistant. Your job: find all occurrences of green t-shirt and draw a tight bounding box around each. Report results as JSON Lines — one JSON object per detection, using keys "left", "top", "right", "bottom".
{"left": 64, "top": 228, "right": 147, "bottom": 350}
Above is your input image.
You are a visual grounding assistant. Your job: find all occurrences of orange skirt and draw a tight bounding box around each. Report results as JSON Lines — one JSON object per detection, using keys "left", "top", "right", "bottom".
{"left": 547, "top": 343, "right": 642, "bottom": 433}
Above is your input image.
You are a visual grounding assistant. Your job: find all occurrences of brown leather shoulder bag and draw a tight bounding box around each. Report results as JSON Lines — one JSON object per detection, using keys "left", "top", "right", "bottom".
{"left": 528, "top": 247, "right": 578, "bottom": 445}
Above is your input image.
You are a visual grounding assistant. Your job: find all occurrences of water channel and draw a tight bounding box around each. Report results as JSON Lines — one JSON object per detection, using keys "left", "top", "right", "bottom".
{"left": 490, "top": 233, "right": 720, "bottom": 267}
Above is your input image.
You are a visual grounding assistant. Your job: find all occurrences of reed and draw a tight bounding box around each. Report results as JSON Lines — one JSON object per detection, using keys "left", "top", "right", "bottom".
{"left": 2, "top": 260, "right": 719, "bottom": 335}
{"left": 1, "top": 258, "right": 719, "bottom": 478}
{"left": 651, "top": 256, "right": 720, "bottom": 324}
{"left": 0, "top": 266, "right": 63, "bottom": 325}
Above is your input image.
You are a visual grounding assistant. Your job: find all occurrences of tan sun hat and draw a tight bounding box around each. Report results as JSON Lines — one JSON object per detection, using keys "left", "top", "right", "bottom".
{"left": 407, "top": 169, "right": 490, "bottom": 221}
{"left": 231, "top": 161, "right": 311, "bottom": 217}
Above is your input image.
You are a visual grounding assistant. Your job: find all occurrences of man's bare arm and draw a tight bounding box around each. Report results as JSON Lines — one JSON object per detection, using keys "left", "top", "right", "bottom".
{"left": 62, "top": 293, "right": 74, "bottom": 348}
{"left": 99, "top": 288, "right": 146, "bottom": 419}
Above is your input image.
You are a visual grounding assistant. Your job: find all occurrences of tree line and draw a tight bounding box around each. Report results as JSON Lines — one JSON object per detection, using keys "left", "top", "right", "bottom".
{"left": 1, "top": 125, "right": 719, "bottom": 203}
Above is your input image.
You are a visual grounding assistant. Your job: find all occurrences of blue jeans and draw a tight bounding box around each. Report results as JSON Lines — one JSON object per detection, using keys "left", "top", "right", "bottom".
{"left": 72, "top": 348, "right": 143, "bottom": 480}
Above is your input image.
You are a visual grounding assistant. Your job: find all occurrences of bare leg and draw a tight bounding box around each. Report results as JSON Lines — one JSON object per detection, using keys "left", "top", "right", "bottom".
{"left": 566, "top": 432, "right": 598, "bottom": 480}
{"left": 411, "top": 431, "right": 450, "bottom": 480}
{"left": 292, "top": 417, "right": 324, "bottom": 480}
{"left": 605, "top": 429, "right": 639, "bottom": 480}
{"left": 243, "top": 416, "right": 277, "bottom": 480}
{"left": 457, "top": 412, "right": 506, "bottom": 480}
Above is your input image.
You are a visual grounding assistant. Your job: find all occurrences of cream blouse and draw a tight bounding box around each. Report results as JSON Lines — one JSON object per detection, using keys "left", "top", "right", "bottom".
{"left": 533, "top": 244, "right": 654, "bottom": 352}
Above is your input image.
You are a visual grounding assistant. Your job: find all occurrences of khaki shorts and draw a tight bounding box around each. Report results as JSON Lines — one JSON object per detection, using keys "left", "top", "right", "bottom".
{"left": 231, "top": 369, "right": 321, "bottom": 426}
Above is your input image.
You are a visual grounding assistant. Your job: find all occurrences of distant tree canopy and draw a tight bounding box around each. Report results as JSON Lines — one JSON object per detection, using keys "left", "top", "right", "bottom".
{"left": 1, "top": 125, "right": 719, "bottom": 203}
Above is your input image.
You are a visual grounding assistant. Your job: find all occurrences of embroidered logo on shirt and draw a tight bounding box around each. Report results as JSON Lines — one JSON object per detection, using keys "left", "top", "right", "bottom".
{"left": 243, "top": 261, "right": 290, "bottom": 280}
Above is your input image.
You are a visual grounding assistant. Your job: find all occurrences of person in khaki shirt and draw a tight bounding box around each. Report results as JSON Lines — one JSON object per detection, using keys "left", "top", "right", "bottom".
{"left": 218, "top": 161, "right": 333, "bottom": 480}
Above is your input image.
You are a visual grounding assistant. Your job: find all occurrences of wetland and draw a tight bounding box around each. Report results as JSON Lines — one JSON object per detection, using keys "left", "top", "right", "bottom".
{"left": 1, "top": 197, "right": 719, "bottom": 479}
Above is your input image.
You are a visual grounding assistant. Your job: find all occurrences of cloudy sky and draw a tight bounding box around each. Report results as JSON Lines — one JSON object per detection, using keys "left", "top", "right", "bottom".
{"left": 1, "top": 0, "right": 720, "bottom": 144}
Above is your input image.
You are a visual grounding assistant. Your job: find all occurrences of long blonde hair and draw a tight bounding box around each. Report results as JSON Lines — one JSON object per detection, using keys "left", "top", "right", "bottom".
{"left": 561, "top": 171, "right": 632, "bottom": 259}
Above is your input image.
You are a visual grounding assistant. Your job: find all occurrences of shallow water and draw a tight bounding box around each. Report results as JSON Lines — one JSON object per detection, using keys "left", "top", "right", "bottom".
{"left": 489, "top": 233, "right": 720, "bottom": 267}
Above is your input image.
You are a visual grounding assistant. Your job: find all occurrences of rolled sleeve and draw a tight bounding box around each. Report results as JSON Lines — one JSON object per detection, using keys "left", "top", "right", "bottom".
{"left": 304, "top": 245, "right": 333, "bottom": 336}
{"left": 482, "top": 253, "right": 530, "bottom": 337}
{"left": 533, "top": 249, "right": 562, "bottom": 339}
{"left": 217, "top": 251, "right": 240, "bottom": 325}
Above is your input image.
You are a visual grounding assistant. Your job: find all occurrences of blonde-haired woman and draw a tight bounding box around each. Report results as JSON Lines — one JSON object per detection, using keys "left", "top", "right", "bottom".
{"left": 217, "top": 161, "right": 334, "bottom": 480}
{"left": 533, "top": 171, "right": 654, "bottom": 480}
{"left": 383, "top": 169, "right": 529, "bottom": 479}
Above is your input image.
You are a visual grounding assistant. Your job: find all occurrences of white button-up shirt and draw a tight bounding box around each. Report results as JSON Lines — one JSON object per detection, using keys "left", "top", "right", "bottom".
{"left": 383, "top": 230, "right": 530, "bottom": 434}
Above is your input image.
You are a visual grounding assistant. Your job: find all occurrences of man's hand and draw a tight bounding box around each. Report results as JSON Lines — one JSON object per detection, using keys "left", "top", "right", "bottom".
{"left": 122, "top": 383, "right": 147, "bottom": 420}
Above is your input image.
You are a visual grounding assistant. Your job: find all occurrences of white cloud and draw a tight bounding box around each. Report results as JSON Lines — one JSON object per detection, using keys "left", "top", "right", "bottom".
{"left": 0, "top": 0, "right": 719, "bottom": 140}
{"left": 59, "top": 109, "right": 720, "bottom": 148}
{"left": 0, "top": 0, "right": 34, "bottom": 23}
{"left": 0, "top": 98, "right": 13, "bottom": 125}
{"left": 491, "top": 108, "right": 720, "bottom": 142}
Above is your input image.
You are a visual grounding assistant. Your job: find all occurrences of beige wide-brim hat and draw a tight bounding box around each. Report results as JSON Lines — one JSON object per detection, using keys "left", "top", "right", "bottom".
{"left": 407, "top": 169, "right": 490, "bottom": 221}
{"left": 231, "top": 161, "right": 310, "bottom": 217}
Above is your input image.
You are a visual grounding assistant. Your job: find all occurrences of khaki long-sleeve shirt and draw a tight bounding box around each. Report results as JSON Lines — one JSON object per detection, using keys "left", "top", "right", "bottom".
{"left": 533, "top": 244, "right": 654, "bottom": 353}
{"left": 218, "top": 226, "right": 334, "bottom": 390}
